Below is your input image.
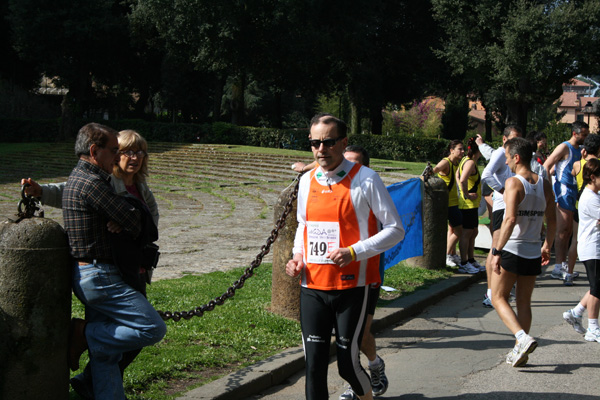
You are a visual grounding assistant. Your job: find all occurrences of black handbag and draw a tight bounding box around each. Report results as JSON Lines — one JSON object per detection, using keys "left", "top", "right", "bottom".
{"left": 142, "top": 243, "right": 160, "bottom": 284}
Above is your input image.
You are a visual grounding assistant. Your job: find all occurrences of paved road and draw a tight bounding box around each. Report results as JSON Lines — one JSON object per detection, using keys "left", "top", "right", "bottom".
{"left": 244, "top": 264, "right": 600, "bottom": 400}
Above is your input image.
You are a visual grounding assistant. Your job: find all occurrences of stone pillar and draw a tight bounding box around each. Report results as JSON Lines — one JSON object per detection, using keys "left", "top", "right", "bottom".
{"left": 0, "top": 217, "right": 71, "bottom": 399}
{"left": 405, "top": 176, "right": 448, "bottom": 270}
{"left": 270, "top": 184, "right": 301, "bottom": 320}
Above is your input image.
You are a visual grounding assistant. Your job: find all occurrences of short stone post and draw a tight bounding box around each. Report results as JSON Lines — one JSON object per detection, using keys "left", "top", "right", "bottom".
{"left": 270, "top": 184, "right": 301, "bottom": 320}
{"left": 405, "top": 176, "right": 448, "bottom": 270}
{"left": 0, "top": 217, "right": 71, "bottom": 399}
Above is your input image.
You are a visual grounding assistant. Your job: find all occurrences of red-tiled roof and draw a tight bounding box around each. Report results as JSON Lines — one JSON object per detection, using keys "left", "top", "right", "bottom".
{"left": 558, "top": 92, "right": 579, "bottom": 107}
{"left": 580, "top": 96, "right": 599, "bottom": 105}
{"left": 469, "top": 109, "right": 486, "bottom": 122}
{"left": 564, "top": 78, "right": 591, "bottom": 87}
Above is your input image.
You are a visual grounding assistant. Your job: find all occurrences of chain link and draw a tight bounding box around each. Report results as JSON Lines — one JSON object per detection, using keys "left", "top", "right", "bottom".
{"left": 16, "top": 184, "right": 44, "bottom": 222}
{"left": 421, "top": 161, "right": 434, "bottom": 182}
{"left": 157, "top": 174, "right": 301, "bottom": 321}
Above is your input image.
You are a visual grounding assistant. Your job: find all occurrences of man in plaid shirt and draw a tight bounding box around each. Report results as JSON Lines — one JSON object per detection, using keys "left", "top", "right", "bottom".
{"left": 63, "top": 123, "right": 166, "bottom": 400}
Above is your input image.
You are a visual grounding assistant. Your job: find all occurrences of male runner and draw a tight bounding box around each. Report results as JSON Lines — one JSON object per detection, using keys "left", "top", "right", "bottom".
{"left": 286, "top": 114, "right": 404, "bottom": 400}
{"left": 480, "top": 125, "right": 522, "bottom": 307}
{"left": 490, "top": 137, "right": 556, "bottom": 367}
{"left": 543, "top": 121, "right": 589, "bottom": 281}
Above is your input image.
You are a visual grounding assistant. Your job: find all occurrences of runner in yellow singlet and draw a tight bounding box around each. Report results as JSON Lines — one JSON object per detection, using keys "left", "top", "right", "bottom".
{"left": 434, "top": 140, "right": 464, "bottom": 268}
{"left": 457, "top": 137, "right": 483, "bottom": 274}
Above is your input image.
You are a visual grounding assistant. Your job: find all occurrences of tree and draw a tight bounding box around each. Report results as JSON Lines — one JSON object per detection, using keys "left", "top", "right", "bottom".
{"left": 432, "top": 0, "right": 600, "bottom": 131}
{"left": 131, "top": 0, "right": 311, "bottom": 125}
{"left": 8, "top": 0, "right": 140, "bottom": 137}
{"left": 331, "top": 0, "right": 442, "bottom": 134}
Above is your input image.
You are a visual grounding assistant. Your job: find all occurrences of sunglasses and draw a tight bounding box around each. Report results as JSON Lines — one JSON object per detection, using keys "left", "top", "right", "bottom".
{"left": 309, "top": 137, "right": 343, "bottom": 148}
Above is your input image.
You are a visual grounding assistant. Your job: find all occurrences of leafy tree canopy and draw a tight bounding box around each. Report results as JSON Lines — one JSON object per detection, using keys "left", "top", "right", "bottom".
{"left": 432, "top": 0, "right": 600, "bottom": 129}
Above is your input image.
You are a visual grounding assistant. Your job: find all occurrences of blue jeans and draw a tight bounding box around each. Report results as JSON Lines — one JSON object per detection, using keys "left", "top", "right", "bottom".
{"left": 72, "top": 261, "right": 166, "bottom": 399}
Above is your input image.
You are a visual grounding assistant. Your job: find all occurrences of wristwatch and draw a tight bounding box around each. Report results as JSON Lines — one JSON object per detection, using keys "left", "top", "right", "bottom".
{"left": 492, "top": 247, "right": 501, "bottom": 256}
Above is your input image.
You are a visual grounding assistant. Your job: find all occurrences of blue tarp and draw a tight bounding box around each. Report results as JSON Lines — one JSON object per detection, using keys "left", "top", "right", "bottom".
{"left": 381, "top": 178, "right": 424, "bottom": 271}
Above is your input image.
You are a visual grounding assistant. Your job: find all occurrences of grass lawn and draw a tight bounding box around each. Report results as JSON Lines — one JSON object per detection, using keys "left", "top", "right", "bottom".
{"left": 69, "top": 263, "right": 452, "bottom": 399}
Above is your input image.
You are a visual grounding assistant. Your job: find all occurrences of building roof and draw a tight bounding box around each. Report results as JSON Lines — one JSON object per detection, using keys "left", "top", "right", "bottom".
{"left": 564, "top": 78, "right": 591, "bottom": 88}
{"left": 468, "top": 109, "right": 486, "bottom": 122}
{"left": 580, "top": 96, "right": 599, "bottom": 106}
{"left": 558, "top": 92, "right": 580, "bottom": 108}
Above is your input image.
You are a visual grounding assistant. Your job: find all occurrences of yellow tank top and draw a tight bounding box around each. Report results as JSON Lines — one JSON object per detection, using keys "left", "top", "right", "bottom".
{"left": 437, "top": 157, "right": 458, "bottom": 207}
{"left": 457, "top": 157, "right": 481, "bottom": 210}
{"left": 576, "top": 158, "right": 587, "bottom": 209}
{"left": 576, "top": 158, "right": 587, "bottom": 191}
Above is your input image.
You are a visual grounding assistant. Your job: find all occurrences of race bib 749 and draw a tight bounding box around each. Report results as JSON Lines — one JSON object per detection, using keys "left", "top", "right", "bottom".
{"left": 306, "top": 221, "right": 340, "bottom": 264}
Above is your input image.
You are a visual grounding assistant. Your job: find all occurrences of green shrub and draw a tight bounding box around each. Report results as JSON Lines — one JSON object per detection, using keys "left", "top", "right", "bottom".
{"left": 243, "top": 127, "right": 310, "bottom": 150}
{"left": 349, "top": 133, "right": 449, "bottom": 162}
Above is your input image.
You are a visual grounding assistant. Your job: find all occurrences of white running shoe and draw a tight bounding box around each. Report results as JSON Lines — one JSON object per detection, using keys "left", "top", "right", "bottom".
{"left": 506, "top": 345, "right": 528, "bottom": 366}
{"left": 482, "top": 294, "right": 493, "bottom": 308}
{"left": 457, "top": 262, "right": 479, "bottom": 274}
{"left": 585, "top": 328, "right": 600, "bottom": 343}
{"left": 512, "top": 335, "right": 537, "bottom": 367}
{"left": 572, "top": 271, "right": 579, "bottom": 279}
{"left": 563, "top": 309, "right": 586, "bottom": 334}
{"left": 446, "top": 255, "right": 458, "bottom": 267}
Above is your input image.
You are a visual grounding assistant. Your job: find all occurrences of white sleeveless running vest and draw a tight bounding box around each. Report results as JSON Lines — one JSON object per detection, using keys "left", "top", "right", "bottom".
{"left": 503, "top": 174, "right": 546, "bottom": 259}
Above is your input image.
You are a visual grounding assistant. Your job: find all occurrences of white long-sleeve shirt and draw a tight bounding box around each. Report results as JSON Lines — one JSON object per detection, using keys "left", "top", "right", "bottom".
{"left": 292, "top": 158, "right": 405, "bottom": 261}
{"left": 479, "top": 142, "right": 495, "bottom": 161}
{"left": 482, "top": 146, "right": 512, "bottom": 211}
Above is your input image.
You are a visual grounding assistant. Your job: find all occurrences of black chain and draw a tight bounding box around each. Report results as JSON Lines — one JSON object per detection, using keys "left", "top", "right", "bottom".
{"left": 157, "top": 175, "right": 301, "bottom": 322}
{"left": 16, "top": 184, "right": 44, "bottom": 222}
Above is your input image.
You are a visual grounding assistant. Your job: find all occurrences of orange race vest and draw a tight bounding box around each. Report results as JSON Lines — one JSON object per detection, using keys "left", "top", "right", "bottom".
{"left": 303, "top": 163, "right": 381, "bottom": 290}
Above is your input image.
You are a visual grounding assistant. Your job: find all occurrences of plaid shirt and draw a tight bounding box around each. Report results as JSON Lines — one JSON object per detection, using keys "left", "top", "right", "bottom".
{"left": 63, "top": 159, "right": 142, "bottom": 260}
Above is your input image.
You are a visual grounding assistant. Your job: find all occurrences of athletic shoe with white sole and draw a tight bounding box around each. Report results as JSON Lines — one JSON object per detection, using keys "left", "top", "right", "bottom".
{"left": 572, "top": 271, "right": 579, "bottom": 279}
{"left": 585, "top": 328, "right": 600, "bottom": 343}
{"left": 550, "top": 268, "right": 565, "bottom": 280}
{"left": 563, "top": 273, "right": 574, "bottom": 286}
{"left": 512, "top": 335, "right": 537, "bottom": 367}
{"left": 482, "top": 294, "right": 493, "bottom": 308}
{"left": 457, "top": 262, "right": 479, "bottom": 274}
{"left": 451, "top": 254, "right": 461, "bottom": 265}
{"left": 369, "top": 359, "right": 389, "bottom": 396}
{"left": 562, "top": 309, "right": 586, "bottom": 334}
{"left": 506, "top": 345, "right": 528, "bottom": 366}
{"left": 339, "top": 386, "right": 358, "bottom": 400}
{"left": 446, "top": 255, "right": 458, "bottom": 267}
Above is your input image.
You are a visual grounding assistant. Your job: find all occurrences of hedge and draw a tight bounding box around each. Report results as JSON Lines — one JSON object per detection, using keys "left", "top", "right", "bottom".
{"left": 0, "top": 118, "right": 449, "bottom": 162}
{"left": 348, "top": 134, "right": 449, "bottom": 163}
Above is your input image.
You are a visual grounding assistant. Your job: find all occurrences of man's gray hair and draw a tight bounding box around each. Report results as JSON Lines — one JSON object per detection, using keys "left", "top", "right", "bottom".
{"left": 74, "top": 123, "right": 119, "bottom": 157}
{"left": 503, "top": 124, "right": 523, "bottom": 138}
